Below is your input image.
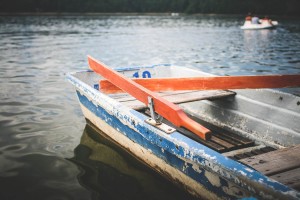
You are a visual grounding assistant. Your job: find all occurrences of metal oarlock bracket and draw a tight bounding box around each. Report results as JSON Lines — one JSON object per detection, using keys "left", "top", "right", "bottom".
{"left": 145, "top": 97, "right": 176, "bottom": 134}
{"left": 147, "top": 96, "right": 163, "bottom": 124}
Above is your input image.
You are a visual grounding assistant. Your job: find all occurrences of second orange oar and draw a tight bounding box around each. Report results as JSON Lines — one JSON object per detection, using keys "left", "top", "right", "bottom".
{"left": 88, "top": 56, "right": 211, "bottom": 140}
{"left": 100, "top": 75, "right": 300, "bottom": 93}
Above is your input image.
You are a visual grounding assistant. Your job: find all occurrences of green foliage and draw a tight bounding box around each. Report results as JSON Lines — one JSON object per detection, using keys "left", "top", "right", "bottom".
{"left": 0, "top": 0, "right": 299, "bottom": 16}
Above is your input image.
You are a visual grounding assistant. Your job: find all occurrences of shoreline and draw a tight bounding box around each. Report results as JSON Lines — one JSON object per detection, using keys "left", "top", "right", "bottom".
{"left": 0, "top": 12, "right": 298, "bottom": 19}
{"left": 1, "top": 12, "right": 180, "bottom": 16}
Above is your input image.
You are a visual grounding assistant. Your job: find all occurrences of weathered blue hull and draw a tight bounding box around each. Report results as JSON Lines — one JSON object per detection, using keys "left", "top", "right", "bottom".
{"left": 67, "top": 67, "right": 300, "bottom": 200}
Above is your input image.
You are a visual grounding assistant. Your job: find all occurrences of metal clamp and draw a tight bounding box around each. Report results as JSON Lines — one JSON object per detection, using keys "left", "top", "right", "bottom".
{"left": 148, "top": 96, "right": 163, "bottom": 125}
{"left": 145, "top": 96, "right": 176, "bottom": 134}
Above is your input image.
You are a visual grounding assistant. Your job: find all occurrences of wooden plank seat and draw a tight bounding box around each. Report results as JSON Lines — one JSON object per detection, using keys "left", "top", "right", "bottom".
{"left": 110, "top": 90, "right": 236, "bottom": 110}
{"left": 270, "top": 168, "right": 300, "bottom": 191}
{"left": 162, "top": 118, "right": 255, "bottom": 153}
{"left": 240, "top": 144, "right": 300, "bottom": 191}
{"left": 110, "top": 90, "right": 257, "bottom": 153}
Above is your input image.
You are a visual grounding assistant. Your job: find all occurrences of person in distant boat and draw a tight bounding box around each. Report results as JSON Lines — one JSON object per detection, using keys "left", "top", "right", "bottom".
{"left": 251, "top": 15, "right": 260, "bottom": 24}
{"left": 262, "top": 16, "right": 273, "bottom": 25}
{"left": 245, "top": 13, "right": 252, "bottom": 21}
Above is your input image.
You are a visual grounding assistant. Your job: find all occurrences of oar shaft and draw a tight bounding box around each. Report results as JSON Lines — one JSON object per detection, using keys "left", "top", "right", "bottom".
{"left": 100, "top": 75, "right": 300, "bottom": 93}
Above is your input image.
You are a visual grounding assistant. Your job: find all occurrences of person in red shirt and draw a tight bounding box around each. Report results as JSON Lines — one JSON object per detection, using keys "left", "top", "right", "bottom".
{"left": 245, "top": 13, "right": 252, "bottom": 21}
{"left": 262, "top": 16, "right": 273, "bottom": 25}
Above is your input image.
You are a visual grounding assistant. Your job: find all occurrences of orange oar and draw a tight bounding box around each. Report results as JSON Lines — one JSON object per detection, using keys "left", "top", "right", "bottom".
{"left": 100, "top": 75, "right": 300, "bottom": 93}
{"left": 88, "top": 56, "right": 212, "bottom": 140}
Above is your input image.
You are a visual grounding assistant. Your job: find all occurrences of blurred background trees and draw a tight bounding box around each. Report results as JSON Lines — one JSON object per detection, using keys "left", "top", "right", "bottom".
{"left": 1, "top": 0, "right": 299, "bottom": 16}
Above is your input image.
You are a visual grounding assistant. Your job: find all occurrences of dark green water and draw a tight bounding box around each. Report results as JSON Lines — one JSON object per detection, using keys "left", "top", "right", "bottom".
{"left": 0, "top": 15, "right": 300, "bottom": 200}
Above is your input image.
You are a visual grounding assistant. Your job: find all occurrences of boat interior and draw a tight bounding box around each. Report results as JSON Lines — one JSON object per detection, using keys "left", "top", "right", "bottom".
{"left": 109, "top": 89, "right": 300, "bottom": 192}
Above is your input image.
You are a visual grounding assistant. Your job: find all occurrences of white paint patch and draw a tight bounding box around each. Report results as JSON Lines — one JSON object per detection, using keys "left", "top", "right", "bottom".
{"left": 205, "top": 170, "right": 221, "bottom": 187}
{"left": 245, "top": 168, "right": 254, "bottom": 173}
{"left": 238, "top": 170, "right": 247, "bottom": 176}
{"left": 182, "top": 162, "right": 188, "bottom": 172}
{"left": 192, "top": 163, "right": 203, "bottom": 174}
{"left": 222, "top": 184, "right": 248, "bottom": 198}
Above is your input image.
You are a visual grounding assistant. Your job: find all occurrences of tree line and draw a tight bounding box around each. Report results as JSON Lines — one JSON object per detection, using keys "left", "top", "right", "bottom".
{"left": 1, "top": 0, "right": 299, "bottom": 16}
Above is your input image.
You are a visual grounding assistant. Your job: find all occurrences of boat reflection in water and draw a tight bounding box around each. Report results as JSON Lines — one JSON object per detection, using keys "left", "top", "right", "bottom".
{"left": 69, "top": 121, "right": 197, "bottom": 200}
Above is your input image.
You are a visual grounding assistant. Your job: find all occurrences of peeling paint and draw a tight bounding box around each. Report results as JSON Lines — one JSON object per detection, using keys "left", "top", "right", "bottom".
{"left": 245, "top": 168, "right": 254, "bottom": 173}
{"left": 205, "top": 170, "right": 221, "bottom": 187}
{"left": 192, "top": 163, "right": 202, "bottom": 174}
{"left": 239, "top": 170, "right": 247, "bottom": 176}
{"left": 222, "top": 184, "right": 246, "bottom": 198}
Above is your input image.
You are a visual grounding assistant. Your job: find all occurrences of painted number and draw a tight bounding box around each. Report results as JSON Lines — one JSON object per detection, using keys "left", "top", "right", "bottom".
{"left": 133, "top": 71, "right": 151, "bottom": 78}
{"left": 142, "top": 71, "right": 151, "bottom": 78}
{"left": 133, "top": 72, "right": 139, "bottom": 78}
{"left": 94, "top": 84, "right": 99, "bottom": 90}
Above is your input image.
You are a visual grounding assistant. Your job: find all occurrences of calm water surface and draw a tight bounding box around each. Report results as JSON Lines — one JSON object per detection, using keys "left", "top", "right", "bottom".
{"left": 0, "top": 15, "right": 300, "bottom": 200}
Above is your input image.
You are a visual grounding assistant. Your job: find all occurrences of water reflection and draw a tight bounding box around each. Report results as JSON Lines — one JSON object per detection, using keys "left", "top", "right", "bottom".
{"left": 70, "top": 122, "right": 198, "bottom": 200}
{"left": 0, "top": 148, "right": 90, "bottom": 200}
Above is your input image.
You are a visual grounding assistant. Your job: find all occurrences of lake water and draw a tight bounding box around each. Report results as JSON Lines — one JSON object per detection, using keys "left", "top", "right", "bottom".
{"left": 0, "top": 14, "right": 300, "bottom": 200}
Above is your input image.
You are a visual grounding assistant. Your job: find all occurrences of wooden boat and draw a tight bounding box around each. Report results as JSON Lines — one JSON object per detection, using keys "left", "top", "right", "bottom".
{"left": 241, "top": 20, "right": 278, "bottom": 30}
{"left": 67, "top": 57, "right": 300, "bottom": 199}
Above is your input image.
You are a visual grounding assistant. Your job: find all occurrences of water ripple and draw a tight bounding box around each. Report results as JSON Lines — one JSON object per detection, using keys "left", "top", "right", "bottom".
{"left": 0, "top": 15, "right": 300, "bottom": 199}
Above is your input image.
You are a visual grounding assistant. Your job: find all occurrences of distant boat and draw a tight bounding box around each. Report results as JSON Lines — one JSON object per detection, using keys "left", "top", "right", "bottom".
{"left": 241, "top": 20, "right": 278, "bottom": 30}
